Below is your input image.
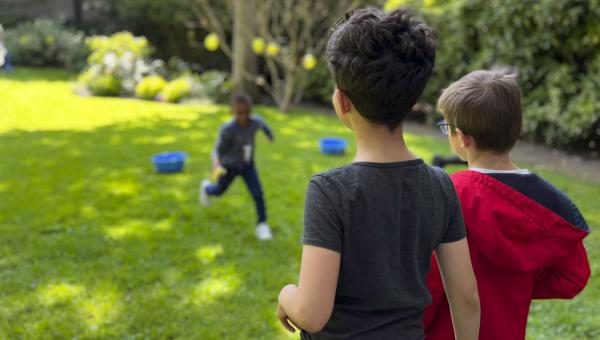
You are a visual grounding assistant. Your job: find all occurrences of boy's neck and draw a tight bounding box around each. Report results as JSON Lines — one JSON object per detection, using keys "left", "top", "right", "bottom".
{"left": 353, "top": 124, "right": 417, "bottom": 163}
{"left": 468, "top": 151, "right": 517, "bottom": 171}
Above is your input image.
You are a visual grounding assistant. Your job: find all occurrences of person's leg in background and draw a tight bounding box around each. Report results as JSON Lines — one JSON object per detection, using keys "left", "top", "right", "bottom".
{"left": 432, "top": 154, "right": 467, "bottom": 168}
{"left": 200, "top": 168, "right": 237, "bottom": 206}
{"left": 241, "top": 164, "right": 271, "bottom": 240}
{"left": 4, "top": 52, "right": 12, "bottom": 73}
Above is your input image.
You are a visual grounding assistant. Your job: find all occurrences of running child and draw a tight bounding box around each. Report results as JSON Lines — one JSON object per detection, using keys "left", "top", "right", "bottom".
{"left": 200, "top": 92, "right": 274, "bottom": 241}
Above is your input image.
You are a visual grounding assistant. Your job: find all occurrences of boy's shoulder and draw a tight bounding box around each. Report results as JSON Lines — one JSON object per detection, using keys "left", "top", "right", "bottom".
{"left": 452, "top": 169, "right": 589, "bottom": 231}
{"left": 219, "top": 120, "right": 236, "bottom": 132}
{"left": 310, "top": 161, "right": 454, "bottom": 196}
{"left": 309, "top": 165, "right": 351, "bottom": 192}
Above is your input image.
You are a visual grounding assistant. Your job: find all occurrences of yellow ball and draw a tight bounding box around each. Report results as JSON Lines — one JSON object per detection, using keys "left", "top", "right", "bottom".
{"left": 252, "top": 38, "right": 266, "bottom": 55}
{"left": 204, "top": 33, "right": 220, "bottom": 52}
{"left": 302, "top": 54, "right": 317, "bottom": 70}
{"left": 266, "top": 42, "right": 280, "bottom": 57}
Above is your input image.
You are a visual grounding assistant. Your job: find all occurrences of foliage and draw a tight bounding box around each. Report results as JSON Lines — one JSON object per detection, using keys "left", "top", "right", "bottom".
{"left": 161, "top": 77, "right": 193, "bottom": 103}
{"left": 78, "top": 32, "right": 163, "bottom": 97}
{"left": 191, "top": 0, "right": 360, "bottom": 112}
{"left": 106, "top": 0, "right": 230, "bottom": 70}
{"left": 303, "top": 59, "right": 335, "bottom": 103}
{"left": 385, "top": 0, "right": 600, "bottom": 155}
{"left": 4, "top": 19, "right": 89, "bottom": 70}
{"left": 86, "top": 32, "right": 152, "bottom": 65}
{"left": 135, "top": 75, "right": 168, "bottom": 100}
{"left": 88, "top": 74, "right": 123, "bottom": 97}
{"left": 1, "top": 68, "right": 599, "bottom": 339}
{"left": 194, "top": 70, "right": 232, "bottom": 103}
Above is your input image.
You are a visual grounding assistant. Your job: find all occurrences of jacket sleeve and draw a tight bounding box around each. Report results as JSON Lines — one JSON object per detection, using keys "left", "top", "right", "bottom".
{"left": 533, "top": 242, "right": 590, "bottom": 299}
{"left": 423, "top": 254, "right": 447, "bottom": 328}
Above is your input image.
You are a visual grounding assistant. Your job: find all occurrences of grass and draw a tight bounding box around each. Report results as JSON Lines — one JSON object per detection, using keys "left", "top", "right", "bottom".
{"left": 0, "top": 68, "right": 598, "bottom": 339}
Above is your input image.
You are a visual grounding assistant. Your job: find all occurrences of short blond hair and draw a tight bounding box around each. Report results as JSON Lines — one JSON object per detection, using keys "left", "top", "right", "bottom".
{"left": 438, "top": 70, "right": 522, "bottom": 153}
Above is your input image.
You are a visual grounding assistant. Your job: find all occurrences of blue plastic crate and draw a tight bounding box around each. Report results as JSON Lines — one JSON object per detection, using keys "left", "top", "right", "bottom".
{"left": 319, "top": 138, "right": 347, "bottom": 155}
{"left": 151, "top": 151, "right": 187, "bottom": 173}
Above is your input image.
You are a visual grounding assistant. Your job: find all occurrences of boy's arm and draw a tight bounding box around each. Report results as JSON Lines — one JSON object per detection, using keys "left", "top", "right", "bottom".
{"left": 533, "top": 242, "right": 590, "bottom": 299}
{"left": 423, "top": 254, "right": 447, "bottom": 329}
{"left": 435, "top": 239, "right": 480, "bottom": 340}
{"left": 212, "top": 126, "right": 230, "bottom": 168}
{"left": 254, "top": 115, "right": 274, "bottom": 141}
{"left": 262, "top": 123, "right": 274, "bottom": 141}
{"left": 278, "top": 177, "right": 342, "bottom": 333}
{"left": 278, "top": 245, "right": 340, "bottom": 333}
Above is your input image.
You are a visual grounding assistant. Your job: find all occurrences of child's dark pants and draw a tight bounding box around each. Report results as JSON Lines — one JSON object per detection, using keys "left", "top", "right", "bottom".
{"left": 205, "top": 164, "right": 266, "bottom": 224}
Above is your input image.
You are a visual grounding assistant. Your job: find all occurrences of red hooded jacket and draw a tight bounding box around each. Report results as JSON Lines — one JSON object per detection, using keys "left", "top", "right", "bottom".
{"left": 424, "top": 170, "right": 590, "bottom": 340}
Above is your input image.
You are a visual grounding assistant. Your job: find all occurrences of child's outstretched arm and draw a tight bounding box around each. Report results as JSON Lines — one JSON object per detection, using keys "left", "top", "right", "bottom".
{"left": 435, "top": 239, "right": 480, "bottom": 340}
{"left": 277, "top": 245, "right": 340, "bottom": 333}
{"left": 254, "top": 115, "right": 274, "bottom": 141}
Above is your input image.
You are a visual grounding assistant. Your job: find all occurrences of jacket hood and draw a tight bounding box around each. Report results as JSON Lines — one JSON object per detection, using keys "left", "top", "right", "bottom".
{"left": 451, "top": 170, "right": 589, "bottom": 272}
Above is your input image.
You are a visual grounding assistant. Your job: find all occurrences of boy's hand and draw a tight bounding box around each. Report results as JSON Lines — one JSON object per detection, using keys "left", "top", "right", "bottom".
{"left": 277, "top": 303, "right": 296, "bottom": 333}
{"left": 211, "top": 158, "right": 221, "bottom": 171}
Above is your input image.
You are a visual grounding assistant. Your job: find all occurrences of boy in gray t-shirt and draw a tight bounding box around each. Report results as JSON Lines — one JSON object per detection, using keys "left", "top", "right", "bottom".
{"left": 276, "top": 8, "right": 480, "bottom": 339}
{"left": 200, "top": 92, "right": 274, "bottom": 240}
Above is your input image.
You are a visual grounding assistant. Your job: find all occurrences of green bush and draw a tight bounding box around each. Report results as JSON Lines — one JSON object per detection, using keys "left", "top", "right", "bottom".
{"left": 77, "top": 32, "right": 162, "bottom": 97}
{"left": 195, "top": 70, "right": 232, "bottom": 103}
{"left": 303, "top": 59, "right": 335, "bottom": 103}
{"left": 86, "top": 32, "right": 152, "bottom": 66}
{"left": 88, "top": 74, "right": 122, "bottom": 97}
{"left": 385, "top": 0, "right": 600, "bottom": 155}
{"left": 4, "top": 19, "right": 89, "bottom": 70}
{"left": 108, "top": 0, "right": 230, "bottom": 70}
{"left": 135, "top": 75, "right": 167, "bottom": 100}
{"left": 161, "top": 77, "right": 192, "bottom": 103}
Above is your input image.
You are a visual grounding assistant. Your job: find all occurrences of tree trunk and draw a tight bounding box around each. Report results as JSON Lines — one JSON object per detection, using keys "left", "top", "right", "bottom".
{"left": 73, "top": 0, "right": 83, "bottom": 27}
{"left": 232, "top": 0, "right": 258, "bottom": 97}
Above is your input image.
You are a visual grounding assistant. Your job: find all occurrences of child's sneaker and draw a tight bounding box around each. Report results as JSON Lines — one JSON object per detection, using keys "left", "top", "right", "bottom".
{"left": 256, "top": 222, "right": 273, "bottom": 241}
{"left": 199, "top": 180, "right": 211, "bottom": 206}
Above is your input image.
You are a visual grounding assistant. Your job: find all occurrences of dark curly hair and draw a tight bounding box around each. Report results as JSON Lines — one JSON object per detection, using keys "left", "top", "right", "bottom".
{"left": 326, "top": 7, "right": 436, "bottom": 131}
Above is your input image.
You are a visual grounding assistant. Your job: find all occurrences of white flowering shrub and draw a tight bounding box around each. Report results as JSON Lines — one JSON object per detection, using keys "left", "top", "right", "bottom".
{"left": 77, "top": 32, "right": 165, "bottom": 97}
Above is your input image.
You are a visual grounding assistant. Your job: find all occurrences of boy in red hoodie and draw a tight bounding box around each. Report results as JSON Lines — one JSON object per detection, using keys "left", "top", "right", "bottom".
{"left": 424, "top": 70, "right": 591, "bottom": 340}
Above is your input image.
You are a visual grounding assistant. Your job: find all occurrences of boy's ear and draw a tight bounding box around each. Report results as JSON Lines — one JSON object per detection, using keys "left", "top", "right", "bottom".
{"left": 334, "top": 89, "right": 353, "bottom": 115}
{"left": 455, "top": 128, "right": 474, "bottom": 148}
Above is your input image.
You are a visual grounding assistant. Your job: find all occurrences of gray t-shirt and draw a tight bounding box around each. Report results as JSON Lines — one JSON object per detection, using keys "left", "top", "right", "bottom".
{"left": 301, "top": 159, "right": 465, "bottom": 340}
{"left": 214, "top": 114, "right": 273, "bottom": 170}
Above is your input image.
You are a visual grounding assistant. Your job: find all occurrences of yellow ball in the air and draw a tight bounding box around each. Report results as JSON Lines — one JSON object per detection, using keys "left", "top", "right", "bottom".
{"left": 204, "top": 33, "right": 220, "bottom": 52}
{"left": 266, "top": 42, "right": 280, "bottom": 57}
{"left": 302, "top": 54, "right": 317, "bottom": 70}
{"left": 252, "top": 38, "right": 266, "bottom": 55}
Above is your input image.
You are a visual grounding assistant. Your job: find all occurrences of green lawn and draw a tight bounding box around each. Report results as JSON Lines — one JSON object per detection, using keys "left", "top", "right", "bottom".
{"left": 0, "top": 68, "right": 598, "bottom": 339}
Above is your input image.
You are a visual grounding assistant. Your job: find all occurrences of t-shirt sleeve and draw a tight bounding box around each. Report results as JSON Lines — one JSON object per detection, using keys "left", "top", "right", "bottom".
{"left": 301, "top": 176, "right": 344, "bottom": 253}
{"left": 441, "top": 177, "right": 467, "bottom": 243}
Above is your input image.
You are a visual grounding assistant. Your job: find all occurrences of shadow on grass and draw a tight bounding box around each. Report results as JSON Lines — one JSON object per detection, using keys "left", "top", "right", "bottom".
{"left": 0, "top": 67, "right": 75, "bottom": 82}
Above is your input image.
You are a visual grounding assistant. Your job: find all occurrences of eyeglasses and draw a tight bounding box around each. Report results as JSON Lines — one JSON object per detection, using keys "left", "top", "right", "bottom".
{"left": 436, "top": 119, "right": 455, "bottom": 135}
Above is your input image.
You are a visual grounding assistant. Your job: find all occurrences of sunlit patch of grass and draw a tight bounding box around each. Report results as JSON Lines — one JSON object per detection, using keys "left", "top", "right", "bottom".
{"left": 38, "top": 283, "right": 85, "bottom": 306}
{"left": 103, "top": 179, "right": 140, "bottom": 196}
{"left": 105, "top": 219, "right": 172, "bottom": 239}
{"left": 192, "top": 267, "right": 241, "bottom": 305}
{"left": 196, "top": 245, "right": 224, "bottom": 264}
{"left": 80, "top": 288, "right": 121, "bottom": 331}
